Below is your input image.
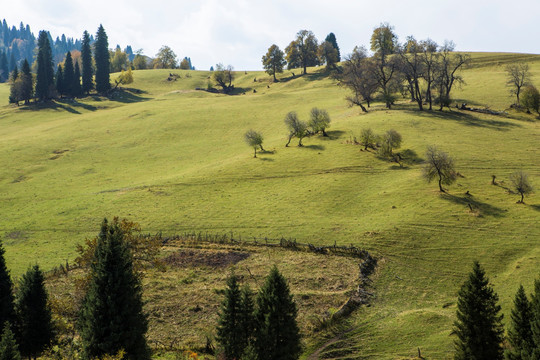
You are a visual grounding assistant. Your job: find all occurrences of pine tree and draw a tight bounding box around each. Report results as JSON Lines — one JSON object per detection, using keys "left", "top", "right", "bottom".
{"left": 94, "top": 25, "right": 110, "bottom": 94}
{"left": 453, "top": 261, "right": 504, "bottom": 360}
{"left": 8, "top": 66, "right": 19, "bottom": 105}
{"left": 0, "top": 322, "right": 21, "bottom": 360}
{"left": 62, "top": 51, "right": 74, "bottom": 97}
{"left": 506, "top": 285, "right": 534, "bottom": 360}
{"left": 55, "top": 65, "right": 63, "bottom": 98}
{"left": 531, "top": 279, "right": 540, "bottom": 359}
{"left": 15, "top": 265, "right": 54, "bottom": 359}
{"left": 325, "top": 32, "right": 341, "bottom": 62}
{"left": 35, "top": 30, "right": 54, "bottom": 101}
{"left": 81, "top": 30, "right": 93, "bottom": 94}
{"left": 217, "top": 274, "right": 242, "bottom": 359}
{"left": 78, "top": 218, "right": 150, "bottom": 360}
{"left": 19, "top": 59, "right": 33, "bottom": 104}
{"left": 0, "top": 242, "right": 15, "bottom": 332}
{"left": 253, "top": 266, "right": 301, "bottom": 360}
{"left": 73, "top": 62, "right": 82, "bottom": 97}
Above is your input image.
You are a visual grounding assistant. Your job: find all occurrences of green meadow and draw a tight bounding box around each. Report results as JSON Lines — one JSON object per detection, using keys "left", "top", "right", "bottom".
{"left": 1, "top": 53, "right": 539, "bottom": 358}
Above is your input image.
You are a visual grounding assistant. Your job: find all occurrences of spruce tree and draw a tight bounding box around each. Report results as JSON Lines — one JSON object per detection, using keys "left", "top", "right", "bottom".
{"left": 325, "top": 32, "right": 341, "bottom": 62}
{"left": 253, "top": 266, "right": 301, "bottom": 360}
{"left": 217, "top": 274, "right": 243, "bottom": 360}
{"left": 94, "top": 25, "right": 110, "bottom": 94}
{"left": 81, "top": 30, "right": 94, "bottom": 94}
{"left": 62, "top": 51, "right": 74, "bottom": 97}
{"left": 35, "top": 30, "right": 54, "bottom": 101}
{"left": 0, "top": 242, "right": 15, "bottom": 332}
{"left": 531, "top": 279, "right": 540, "bottom": 359}
{"left": 19, "top": 60, "right": 33, "bottom": 105}
{"left": 506, "top": 285, "right": 534, "bottom": 360}
{"left": 73, "top": 62, "right": 82, "bottom": 97}
{"left": 8, "top": 66, "right": 19, "bottom": 105}
{"left": 55, "top": 65, "right": 63, "bottom": 98}
{"left": 239, "top": 284, "right": 255, "bottom": 350}
{"left": 0, "top": 52, "right": 8, "bottom": 83}
{"left": 15, "top": 265, "right": 54, "bottom": 359}
{"left": 453, "top": 261, "right": 504, "bottom": 360}
{"left": 78, "top": 218, "right": 150, "bottom": 360}
{"left": 0, "top": 322, "right": 21, "bottom": 360}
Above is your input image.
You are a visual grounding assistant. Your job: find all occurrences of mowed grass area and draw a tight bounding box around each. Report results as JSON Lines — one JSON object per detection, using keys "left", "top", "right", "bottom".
{"left": 1, "top": 53, "right": 539, "bottom": 358}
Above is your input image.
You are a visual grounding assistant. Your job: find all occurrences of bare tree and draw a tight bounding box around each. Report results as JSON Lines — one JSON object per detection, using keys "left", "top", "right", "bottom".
{"left": 370, "top": 23, "right": 399, "bottom": 109}
{"left": 336, "top": 46, "right": 377, "bottom": 112}
{"left": 423, "top": 145, "right": 457, "bottom": 192}
{"left": 506, "top": 63, "right": 530, "bottom": 105}
{"left": 213, "top": 63, "right": 235, "bottom": 93}
{"left": 420, "top": 39, "right": 439, "bottom": 110}
{"left": 308, "top": 107, "right": 331, "bottom": 136}
{"left": 397, "top": 36, "right": 425, "bottom": 110}
{"left": 284, "top": 111, "right": 308, "bottom": 147}
{"left": 510, "top": 171, "right": 533, "bottom": 203}
{"left": 434, "top": 41, "right": 469, "bottom": 111}
{"left": 244, "top": 130, "right": 264, "bottom": 158}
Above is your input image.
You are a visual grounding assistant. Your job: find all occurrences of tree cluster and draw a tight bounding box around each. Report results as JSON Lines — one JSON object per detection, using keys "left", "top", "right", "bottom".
{"left": 337, "top": 24, "right": 469, "bottom": 111}
{"left": 284, "top": 108, "right": 331, "bottom": 147}
{"left": 217, "top": 266, "right": 301, "bottom": 360}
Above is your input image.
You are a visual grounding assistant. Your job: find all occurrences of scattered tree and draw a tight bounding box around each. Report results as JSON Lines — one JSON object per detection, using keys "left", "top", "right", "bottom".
{"left": 308, "top": 107, "right": 331, "bottom": 136}
{"left": 453, "top": 261, "right": 504, "bottom": 360}
{"left": 378, "top": 129, "right": 402, "bottom": 160}
{"left": 78, "top": 218, "right": 150, "bottom": 360}
{"left": 520, "top": 85, "right": 540, "bottom": 114}
{"left": 509, "top": 171, "right": 533, "bottom": 204}
{"left": 15, "top": 265, "right": 54, "bottom": 360}
{"left": 113, "top": 68, "right": 134, "bottom": 89}
{"left": 262, "top": 44, "right": 286, "bottom": 81}
{"left": 420, "top": 39, "right": 439, "bottom": 110}
{"left": 284, "top": 111, "right": 308, "bottom": 147}
{"left": 179, "top": 58, "right": 190, "bottom": 70}
{"left": 0, "top": 322, "right": 21, "bottom": 360}
{"left": 359, "top": 128, "right": 377, "bottom": 150}
{"left": 337, "top": 46, "right": 377, "bottom": 112}
{"left": 423, "top": 145, "right": 457, "bottom": 192}
{"left": 133, "top": 50, "right": 147, "bottom": 70}
{"left": 8, "top": 67, "right": 19, "bottom": 105}
{"left": 325, "top": 32, "right": 340, "bottom": 62}
{"left": 212, "top": 64, "right": 235, "bottom": 93}
{"left": 370, "top": 23, "right": 399, "bottom": 109}
{"left": 0, "top": 242, "right": 15, "bottom": 330}
{"left": 398, "top": 36, "right": 425, "bottom": 110}
{"left": 244, "top": 130, "right": 264, "bottom": 158}
{"left": 434, "top": 42, "right": 469, "bottom": 110}
{"left": 153, "top": 46, "right": 177, "bottom": 69}
{"left": 287, "top": 30, "right": 319, "bottom": 74}
{"left": 506, "top": 285, "right": 534, "bottom": 360}
{"left": 110, "top": 46, "right": 129, "bottom": 73}
{"left": 253, "top": 266, "right": 301, "bottom": 360}
{"left": 35, "top": 30, "right": 54, "bottom": 101}
{"left": 506, "top": 63, "right": 530, "bottom": 105}
{"left": 94, "top": 25, "right": 111, "bottom": 94}
{"left": 318, "top": 41, "right": 339, "bottom": 71}
{"left": 81, "top": 30, "right": 94, "bottom": 95}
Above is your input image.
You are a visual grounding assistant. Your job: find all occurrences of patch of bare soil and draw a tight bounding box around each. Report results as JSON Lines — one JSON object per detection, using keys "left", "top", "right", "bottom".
{"left": 164, "top": 249, "right": 250, "bottom": 268}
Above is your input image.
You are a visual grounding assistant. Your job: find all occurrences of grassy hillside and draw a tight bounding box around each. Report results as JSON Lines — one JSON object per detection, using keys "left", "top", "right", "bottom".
{"left": 1, "top": 53, "right": 539, "bottom": 358}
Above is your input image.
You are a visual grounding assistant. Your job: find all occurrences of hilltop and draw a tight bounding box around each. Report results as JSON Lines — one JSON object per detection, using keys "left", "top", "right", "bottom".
{"left": 1, "top": 52, "right": 539, "bottom": 358}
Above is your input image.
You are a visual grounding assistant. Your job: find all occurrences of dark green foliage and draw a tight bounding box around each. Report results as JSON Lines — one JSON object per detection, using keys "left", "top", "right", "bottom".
{"left": 35, "top": 30, "right": 54, "bottom": 101}
{"left": 0, "top": 52, "right": 8, "bottom": 82}
{"left": 78, "top": 218, "right": 150, "bottom": 360}
{"left": 94, "top": 25, "right": 110, "bottom": 94}
{"left": 62, "top": 51, "right": 74, "bottom": 97}
{"left": 0, "top": 242, "right": 15, "bottom": 331}
{"left": 73, "top": 62, "right": 82, "bottom": 97}
{"left": 0, "top": 323, "right": 21, "bottom": 360}
{"left": 55, "top": 65, "right": 63, "bottom": 97}
{"left": 531, "top": 279, "right": 540, "bottom": 359}
{"left": 15, "top": 265, "right": 54, "bottom": 359}
{"left": 81, "top": 30, "right": 94, "bottom": 94}
{"left": 325, "top": 32, "right": 340, "bottom": 62}
{"left": 217, "top": 274, "right": 253, "bottom": 359}
{"left": 19, "top": 60, "right": 33, "bottom": 104}
{"left": 262, "top": 44, "right": 286, "bottom": 81}
{"left": 506, "top": 285, "right": 534, "bottom": 360}
{"left": 453, "top": 261, "right": 504, "bottom": 360}
{"left": 8, "top": 66, "right": 18, "bottom": 105}
{"left": 253, "top": 266, "right": 301, "bottom": 360}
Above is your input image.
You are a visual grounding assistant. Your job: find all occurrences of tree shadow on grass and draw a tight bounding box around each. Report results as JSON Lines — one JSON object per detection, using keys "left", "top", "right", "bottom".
{"left": 528, "top": 204, "right": 540, "bottom": 212}
{"left": 19, "top": 101, "right": 82, "bottom": 114}
{"left": 324, "top": 130, "right": 346, "bottom": 140}
{"left": 403, "top": 108, "right": 521, "bottom": 131}
{"left": 302, "top": 144, "right": 325, "bottom": 151}
{"left": 108, "top": 88, "right": 151, "bottom": 103}
{"left": 440, "top": 193, "right": 506, "bottom": 218}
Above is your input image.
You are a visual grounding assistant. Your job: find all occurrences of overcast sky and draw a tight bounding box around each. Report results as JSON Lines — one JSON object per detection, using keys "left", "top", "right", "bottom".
{"left": 3, "top": 0, "right": 540, "bottom": 70}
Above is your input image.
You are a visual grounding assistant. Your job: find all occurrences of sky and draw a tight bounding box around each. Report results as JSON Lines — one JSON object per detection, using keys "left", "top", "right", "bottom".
{"left": 3, "top": 0, "right": 540, "bottom": 70}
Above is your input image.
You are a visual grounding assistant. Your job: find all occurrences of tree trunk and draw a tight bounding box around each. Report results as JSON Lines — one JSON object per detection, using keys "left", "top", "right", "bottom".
{"left": 285, "top": 134, "right": 293, "bottom": 147}
{"left": 253, "top": 147, "right": 257, "bottom": 158}
{"left": 520, "top": 192, "right": 524, "bottom": 203}
{"left": 438, "top": 176, "right": 444, "bottom": 192}
{"left": 259, "top": 144, "right": 265, "bottom": 151}
{"left": 322, "top": 129, "right": 328, "bottom": 137}
{"left": 298, "top": 137, "right": 304, "bottom": 147}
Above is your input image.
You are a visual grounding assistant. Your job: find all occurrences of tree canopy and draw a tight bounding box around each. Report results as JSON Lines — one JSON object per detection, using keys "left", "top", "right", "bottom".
{"left": 262, "top": 44, "right": 286, "bottom": 81}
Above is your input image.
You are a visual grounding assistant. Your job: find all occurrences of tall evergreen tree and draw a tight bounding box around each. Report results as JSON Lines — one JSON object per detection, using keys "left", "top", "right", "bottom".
{"left": 453, "top": 261, "right": 504, "bottom": 360}
{"left": 55, "top": 65, "right": 63, "bottom": 98}
{"left": 506, "top": 285, "right": 534, "bottom": 360}
{"left": 35, "top": 30, "right": 54, "bottom": 101}
{"left": 217, "top": 274, "right": 244, "bottom": 360}
{"left": 8, "top": 66, "right": 19, "bottom": 105}
{"left": 94, "top": 25, "right": 110, "bottom": 94}
{"left": 81, "top": 30, "right": 93, "bottom": 94}
{"left": 0, "top": 52, "right": 8, "bottom": 82}
{"left": 8, "top": 53, "right": 16, "bottom": 74}
{"left": 15, "top": 265, "right": 54, "bottom": 360}
{"left": 78, "top": 218, "right": 150, "bottom": 360}
{"left": 253, "top": 266, "right": 301, "bottom": 360}
{"left": 325, "top": 32, "right": 341, "bottom": 62}
{"left": 19, "top": 59, "right": 33, "bottom": 105}
{"left": 0, "top": 242, "right": 15, "bottom": 332}
{"left": 62, "top": 51, "right": 74, "bottom": 97}
{"left": 531, "top": 279, "right": 540, "bottom": 359}
{"left": 73, "top": 62, "right": 82, "bottom": 97}
{"left": 0, "top": 322, "right": 21, "bottom": 360}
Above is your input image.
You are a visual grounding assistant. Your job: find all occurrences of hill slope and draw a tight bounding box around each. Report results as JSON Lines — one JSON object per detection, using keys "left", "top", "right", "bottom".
{"left": 1, "top": 53, "right": 539, "bottom": 358}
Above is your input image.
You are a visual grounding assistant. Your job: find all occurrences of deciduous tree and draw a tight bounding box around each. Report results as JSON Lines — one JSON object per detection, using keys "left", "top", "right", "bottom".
{"left": 506, "top": 63, "right": 530, "bottom": 105}
{"left": 287, "top": 30, "right": 319, "bottom": 74}
{"left": 308, "top": 107, "right": 331, "bottom": 136}
{"left": 359, "top": 128, "right": 377, "bottom": 150}
{"left": 133, "top": 50, "right": 147, "bottom": 70}
{"left": 453, "top": 261, "right": 504, "bottom": 360}
{"left": 509, "top": 171, "right": 533, "bottom": 204}
{"left": 284, "top": 111, "right": 308, "bottom": 147}
{"left": 325, "top": 32, "right": 340, "bottom": 62}
{"left": 153, "top": 45, "right": 177, "bottom": 69}
{"left": 337, "top": 46, "right": 377, "bottom": 112}
{"left": 520, "top": 85, "right": 540, "bottom": 114}
{"left": 423, "top": 145, "right": 457, "bottom": 192}
{"left": 244, "top": 129, "right": 264, "bottom": 158}
{"left": 212, "top": 63, "right": 234, "bottom": 93}
{"left": 262, "top": 44, "right": 286, "bottom": 81}
{"left": 370, "top": 23, "right": 398, "bottom": 108}
{"left": 434, "top": 42, "right": 469, "bottom": 110}
{"left": 318, "top": 41, "right": 339, "bottom": 71}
